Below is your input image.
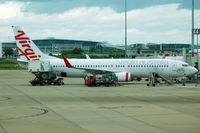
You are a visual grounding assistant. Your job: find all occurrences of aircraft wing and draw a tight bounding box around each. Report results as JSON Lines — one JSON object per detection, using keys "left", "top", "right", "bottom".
{"left": 76, "top": 67, "right": 114, "bottom": 74}
{"left": 62, "top": 55, "right": 114, "bottom": 74}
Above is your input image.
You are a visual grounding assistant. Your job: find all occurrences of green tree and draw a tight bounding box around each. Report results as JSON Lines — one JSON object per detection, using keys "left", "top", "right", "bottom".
{"left": 61, "top": 50, "right": 72, "bottom": 55}
{"left": 72, "top": 48, "right": 84, "bottom": 54}
{"left": 4, "top": 48, "right": 13, "bottom": 57}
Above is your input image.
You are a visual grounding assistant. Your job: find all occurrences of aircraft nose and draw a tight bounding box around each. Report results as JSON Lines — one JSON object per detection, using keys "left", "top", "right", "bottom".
{"left": 190, "top": 67, "right": 198, "bottom": 75}
{"left": 194, "top": 67, "right": 198, "bottom": 74}
{"left": 185, "top": 67, "right": 198, "bottom": 76}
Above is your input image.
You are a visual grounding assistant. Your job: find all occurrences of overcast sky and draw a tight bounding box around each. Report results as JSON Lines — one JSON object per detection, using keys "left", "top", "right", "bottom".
{"left": 0, "top": 0, "right": 200, "bottom": 45}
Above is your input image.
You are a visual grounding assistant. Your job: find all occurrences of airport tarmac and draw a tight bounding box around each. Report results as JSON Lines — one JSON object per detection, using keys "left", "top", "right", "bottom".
{"left": 0, "top": 70, "right": 200, "bottom": 133}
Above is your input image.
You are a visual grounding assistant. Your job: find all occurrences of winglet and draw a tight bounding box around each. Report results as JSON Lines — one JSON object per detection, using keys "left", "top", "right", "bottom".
{"left": 85, "top": 54, "right": 90, "bottom": 59}
{"left": 62, "top": 54, "right": 73, "bottom": 68}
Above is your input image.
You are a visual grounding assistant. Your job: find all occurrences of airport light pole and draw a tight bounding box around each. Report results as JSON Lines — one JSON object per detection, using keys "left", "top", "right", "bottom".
{"left": 125, "top": 0, "right": 128, "bottom": 58}
{"left": 197, "top": 34, "right": 199, "bottom": 85}
{"left": 197, "top": 34, "right": 199, "bottom": 68}
{"left": 192, "top": 0, "right": 194, "bottom": 56}
{"left": 193, "top": 28, "right": 200, "bottom": 86}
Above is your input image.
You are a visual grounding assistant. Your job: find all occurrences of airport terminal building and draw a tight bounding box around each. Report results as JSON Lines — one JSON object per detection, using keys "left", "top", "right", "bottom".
{"left": 127, "top": 43, "right": 193, "bottom": 58}
{"left": 1, "top": 40, "right": 196, "bottom": 59}
{"left": 1, "top": 38, "right": 105, "bottom": 57}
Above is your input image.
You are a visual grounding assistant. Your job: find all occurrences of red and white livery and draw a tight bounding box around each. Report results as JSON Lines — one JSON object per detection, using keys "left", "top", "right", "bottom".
{"left": 12, "top": 26, "right": 198, "bottom": 83}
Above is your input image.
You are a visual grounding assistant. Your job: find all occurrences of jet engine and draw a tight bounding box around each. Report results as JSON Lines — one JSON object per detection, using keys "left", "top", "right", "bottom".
{"left": 115, "top": 72, "right": 133, "bottom": 82}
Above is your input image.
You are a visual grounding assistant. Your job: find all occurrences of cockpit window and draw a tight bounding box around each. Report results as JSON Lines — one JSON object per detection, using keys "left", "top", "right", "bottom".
{"left": 182, "top": 64, "right": 189, "bottom": 67}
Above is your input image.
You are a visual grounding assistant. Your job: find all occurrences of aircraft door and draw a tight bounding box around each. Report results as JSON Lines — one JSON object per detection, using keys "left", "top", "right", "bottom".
{"left": 172, "top": 62, "right": 177, "bottom": 71}
{"left": 43, "top": 61, "right": 51, "bottom": 71}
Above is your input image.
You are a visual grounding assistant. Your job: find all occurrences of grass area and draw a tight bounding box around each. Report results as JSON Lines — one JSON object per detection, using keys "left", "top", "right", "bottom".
{"left": 60, "top": 47, "right": 125, "bottom": 59}
{"left": 57, "top": 54, "right": 86, "bottom": 59}
{"left": 0, "top": 59, "right": 26, "bottom": 70}
{"left": 88, "top": 54, "right": 110, "bottom": 58}
{"left": 0, "top": 60, "right": 16, "bottom": 64}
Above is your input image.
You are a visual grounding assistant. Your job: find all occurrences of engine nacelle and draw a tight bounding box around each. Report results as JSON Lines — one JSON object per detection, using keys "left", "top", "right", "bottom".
{"left": 115, "top": 72, "right": 133, "bottom": 82}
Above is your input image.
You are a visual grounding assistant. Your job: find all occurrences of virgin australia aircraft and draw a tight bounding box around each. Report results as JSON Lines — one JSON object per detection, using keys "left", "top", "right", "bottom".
{"left": 12, "top": 26, "right": 197, "bottom": 83}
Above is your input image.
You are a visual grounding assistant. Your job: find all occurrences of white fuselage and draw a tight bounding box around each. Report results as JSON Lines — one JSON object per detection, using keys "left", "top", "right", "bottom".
{"left": 12, "top": 26, "right": 198, "bottom": 80}
{"left": 48, "top": 58, "right": 197, "bottom": 78}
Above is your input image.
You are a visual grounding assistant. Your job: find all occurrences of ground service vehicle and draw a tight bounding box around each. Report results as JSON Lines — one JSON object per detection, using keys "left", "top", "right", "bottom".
{"left": 28, "top": 61, "right": 64, "bottom": 86}
{"left": 85, "top": 74, "right": 118, "bottom": 87}
{"left": 29, "top": 73, "right": 64, "bottom": 86}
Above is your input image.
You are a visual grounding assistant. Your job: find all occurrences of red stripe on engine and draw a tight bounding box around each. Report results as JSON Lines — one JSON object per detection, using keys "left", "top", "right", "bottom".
{"left": 126, "top": 72, "right": 129, "bottom": 82}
